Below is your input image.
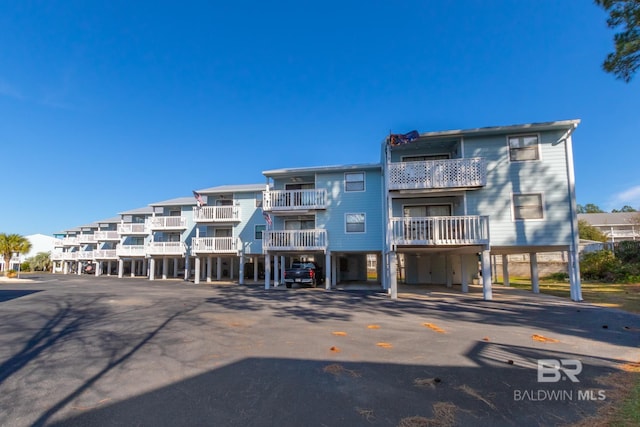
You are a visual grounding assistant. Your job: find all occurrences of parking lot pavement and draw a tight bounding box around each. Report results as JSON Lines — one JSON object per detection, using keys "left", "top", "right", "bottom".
{"left": 0, "top": 275, "right": 639, "bottom": 426}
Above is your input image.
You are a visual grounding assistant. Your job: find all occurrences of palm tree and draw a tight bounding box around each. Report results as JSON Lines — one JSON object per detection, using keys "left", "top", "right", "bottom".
{"left": 0, "top": 233, "right": 32, "bottom": 273}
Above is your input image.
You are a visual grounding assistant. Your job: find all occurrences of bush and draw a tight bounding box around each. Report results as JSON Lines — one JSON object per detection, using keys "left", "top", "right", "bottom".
{"left": 6, "top": 270, "right": 17, "bottom": 278}
{"left": 581, "top": 250, "right": 621, "bottom": 281}
{"left": 20, "top": 262, "right": 31, "bottom": 272}
{"left": 545, "top": 272, "right": 570, "bottom": 281}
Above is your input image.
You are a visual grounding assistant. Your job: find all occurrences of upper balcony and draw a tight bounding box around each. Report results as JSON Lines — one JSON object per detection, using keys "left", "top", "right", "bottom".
{"left": 191, "top": 237, "right": 240, "bottom": 254}
{"left": 388, "top": 158, "right": 486, "bottom": 191}
{"left": 263, "top": 229, "right": 327, "bottom": 252}
{"left": 147, "top": 216, "right": 188, "bottom": 231}
{"left": 146, "top": 242, "right": 187, "bottom": 256}
{"left": 193, "top": 206, "right": 241, "bottom": 223}
{"left": 94, "top": 230, "right": 120, "bottom": 241}
{"left": 76, "top": 251, "right": 94, "bottom": 260}
{"left": 116, "top": 245, "right": 146, "bottom": 257}
{"left": 118, "top": 223, "right": 150, "bottom": 236}
{"left": 390, "top": 215, "right": 489, "bottom": 247}
{"left": 77, "top": 234, "right": 97, "bottom": 244}
{"left": 51, "top": 252, "right": 76, "bottom": 261}
{"left": 263, "top": 189, "right": 327, "bottom": 213}
{"left": 61, "top": 237, "right": 79, "bottom": 247}
{"left": 93, "top": 249, "right": 117, "bottom": 259}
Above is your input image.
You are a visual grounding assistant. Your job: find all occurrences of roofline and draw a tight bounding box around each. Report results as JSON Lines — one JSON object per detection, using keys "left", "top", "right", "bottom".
{"left": 417, "top": 119, "right": 580, "bottom": 139}
{"left": 196, "top": 183, "right": 266, "bottom": 194}
{"left": 263, "top": 162, "right": 382, "bottom": 177}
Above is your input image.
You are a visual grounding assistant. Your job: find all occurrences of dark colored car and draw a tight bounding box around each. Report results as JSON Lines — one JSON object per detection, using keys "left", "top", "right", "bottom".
{"left": 284, "top": 262, "right": 323, "bottom": 288}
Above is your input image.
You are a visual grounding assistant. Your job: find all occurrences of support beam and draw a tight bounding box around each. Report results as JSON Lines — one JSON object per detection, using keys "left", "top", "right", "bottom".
{"left": 253, "top": 256, "right": 258, "bottom": 282}
{"left": 162, "top": 257, "right": 168, "bottom": 280}
{"left": 445, "top": 255, "right": 452, "bottom": 288}
{"left": 206, "top": 256, "right": 212, "bottom": 282}
{"left": 325, "top": 252, "right": 331, "bottom": 290}
{"left": 389, "top": 252, "right": 398, "bottom": 300}
{"left": 530, "top": 253, "right": 539, "bottom": 294}
{"left": 216, "top": 257, "right": 222, "bottom": 281}
{"left": 184, "top": 256, "right": 190, "bottom": 281}
{"left": 149, "top": 258, "right": 155, "bottom": 280}
{"left": 107, "top": 261, "right": 112, "bottom": 276}
{"left": 173, "top": 258, "right": 178, "bottom": 278}
{"left": 273, "top": 255, "right": 279, "bottom": 286}
{"left": 265, "top": 254, "right": 271, "bottom": 289}
{"left": 239, "top": 255, "right": 245, "bottom": 285}
{"left": 502, "top": 254, "right": 510, "bottom": 287}
{"left": 460, "top": 254, "right": 468, "bottom": 293}
{"left": 118, "top": 259, "right": 124, "bottom": 278}
{"left": 481, "top": 249, "right": 492, "bottom": 300}
{"left": 194, "top": 257, "right": 201, "bottom": 284}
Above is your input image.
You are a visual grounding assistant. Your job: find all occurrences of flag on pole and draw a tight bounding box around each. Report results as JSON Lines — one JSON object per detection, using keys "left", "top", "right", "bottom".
{"left": 389, "top": 130, "right": 420, "bottom": 146}
{"left": 262, "top": 210, "right": 272, "bottom": 227}
{"left": 192, "top": 190, "right": 206, "bottom": 207}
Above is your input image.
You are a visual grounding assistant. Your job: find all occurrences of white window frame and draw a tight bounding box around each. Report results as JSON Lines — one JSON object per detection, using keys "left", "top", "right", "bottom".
{"left": 344, "top": 172, "right": 365, "bottom": 192}
{"left": 255, "top": 224, "right": 266, "bottom": 240}
{"left": 512, "top": 193, "right": 544, "bottom": 220}
{"left": 507, "top": 134, "right": 541, "bottom": 162}
{"left": 345, "top": 213, "right": 366, "bottom": 233}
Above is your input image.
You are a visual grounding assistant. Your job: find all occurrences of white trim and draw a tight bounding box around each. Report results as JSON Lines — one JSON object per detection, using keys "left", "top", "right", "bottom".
{"left": 511, "top": 192, "right": 545, "bottom": 221}
{"left": 400, "top": 153, "right": 451, "bottom": 162}
{"left": 401, "top": 203, "right": 454, "bottom": 217}
{"left": 344, "top": 171, "right": 366, "bottom": 192}
{"left": 255, "top": 224, "right": 266, "bottom": 240}
{"left": 507, "top": 133, "right": 542, "bottom": 163}
{"left": 345, "top": 212, "right": 366, "bottom": 233}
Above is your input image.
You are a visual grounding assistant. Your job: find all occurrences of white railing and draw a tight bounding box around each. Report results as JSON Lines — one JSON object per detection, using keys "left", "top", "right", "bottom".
{"left": 76, "top": 251, "right": 94, "bottom": 260}
{"left": 53, "top": 239, "right": 64, "bottom": 247}
{"left": 52, "top": 252, "right": 78, "bottom": 261}
{"left": 263, "top": 229, "right": 327, "bottom": 251}
{"left": 193, "top": 206, "right": 241, "bottom": 222}
{"left": 263, "top": 189, "right": 327, "bottom": 211}
{"left": 191, "top": 237, "right": 240, "bottom": 254}
{"left": 94, "top": 230, "right": 120, "bottom": 241}
{"left": 146, "top": 241, "right": 187, "bottom": 256}
{"left": 62, "top": 237, "right": 79, "bottom": 246}
{"left": 93, "top": 249, "right": 117, "bottom": 259}
{"left": 147, "top": 216, "right": 187, "bottom": 230}
{"left": 390, "top": 216, "right": 489, "bottom": 246}
{"left": 116, "top": 245, "right": 146, "bottom": 257}
{"left": 118, "top": 223, "right": 149, "bottom": 235}
{"left": 388, "top": 158, "right": 486, "bottom": 190}
{"left": 78, "top": 234, "right": 97, "bottom": 244}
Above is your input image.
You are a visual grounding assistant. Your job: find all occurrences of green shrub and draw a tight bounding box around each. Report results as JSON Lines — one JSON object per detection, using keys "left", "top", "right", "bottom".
{"left": 545, "top": 272, "right": 569, "bottom": 281}
{"left": 581, "top": 250, "right": 621, "bottom": 281}
{"left": 20, "top": 262, "right": 31, "bottom": 272}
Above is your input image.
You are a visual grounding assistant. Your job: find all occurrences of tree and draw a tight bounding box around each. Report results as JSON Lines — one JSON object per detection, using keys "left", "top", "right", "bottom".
{"left": 595, "top": 0, "right": 640, "bottom": 82}
{"left": 0, "top": 233, "right": 32, "bottom": 273}
{"left": 578, "top": 219, "right": 609, "bottom": 242}
{"left": 611, "top": 205, "right": 637, "bottom": 212}
{"left": 577, "top": 203, "right": 605, "bottom": 213}
{"left": 27, "top": 251, "right": 52, "bottom": 272}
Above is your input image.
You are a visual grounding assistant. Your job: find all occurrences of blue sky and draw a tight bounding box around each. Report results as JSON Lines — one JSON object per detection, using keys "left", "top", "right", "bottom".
{"left": 1, "top": 0, "right": 638, "bottom": 236}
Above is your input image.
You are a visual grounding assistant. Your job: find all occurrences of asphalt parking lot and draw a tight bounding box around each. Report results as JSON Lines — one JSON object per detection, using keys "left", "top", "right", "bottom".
{"left": 0, "top": 274, "right": 638, "bottom": 426}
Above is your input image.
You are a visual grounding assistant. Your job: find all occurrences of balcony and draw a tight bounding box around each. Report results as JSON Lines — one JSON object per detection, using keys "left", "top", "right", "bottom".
{"left": 390, "top": 216, "right": 489, "bottom": 247}
{"left": 94, "top": 231, "right": 120, "bottom": 241}
{"left": 193, "top": 206, "right": 241, "bottom": 223}
{"left": 93, "top": 249, "right": 117, "bottom": 259}
{"left": 53, "top": 239, "right": 64, "bottom": 247}
{"left": 147, "top": 216, "right": 188, "bottom": 231}
{"left": 263, "top": 189, "right": 327, "bottom": 212}
{"left": 52, "top": 252, "right": 78, "bottom": 261}
{"left": 116, "top": 245, "right": 146, "bottom": 257}
{"left": 146, "top": 242, "right": 187, "bottom": 256}
{"left": 78, "top": 234, "right": 97, "bottom": 244}
{"left": 61, "top": 237, "right": 79, "bottom": 247}
{"left": 263, "top": 229, "right": 327, "bottom": 252}
{"left": 76, "top": 251, "right": 95, "bottom": 260}
{"left": 191, "top": 237, "right": 240, "bottom": 254}
{"left": 118, "top": 223, "right": 150, "bottom": 236}
{"left": 388, "top": 158, "right": 486, "bottom": 191}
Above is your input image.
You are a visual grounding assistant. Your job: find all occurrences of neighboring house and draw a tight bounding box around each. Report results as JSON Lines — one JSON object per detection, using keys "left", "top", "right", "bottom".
{"left": 51, "top": 228, "right": 81, "bottom": 274}
{"left": 0, "top": 233, "right": 57, "bottom": 271}
{"left": 191, "top": 184, "right": 265, "bottom": 284}
{"left": 49, "top": 119, "right": 583, "bottom": 302}
{"left": 116, "top": 206, "right": 154, "bottom": 278}
{"left": 261, "top": 164, "right": 383, "bottom": 289}
{"left": 578, "top": 212, "right": 640, "bottom": 242}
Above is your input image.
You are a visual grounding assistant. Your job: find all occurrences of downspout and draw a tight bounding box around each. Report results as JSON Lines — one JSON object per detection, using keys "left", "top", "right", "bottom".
{"left": 561, "top": 123, "right": 582, "bottom": 301}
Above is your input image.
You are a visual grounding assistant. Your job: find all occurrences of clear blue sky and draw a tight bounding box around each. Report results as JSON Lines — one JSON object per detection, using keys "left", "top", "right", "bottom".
{"left": 1, "top": 0, "right": 638, "bottom": 236}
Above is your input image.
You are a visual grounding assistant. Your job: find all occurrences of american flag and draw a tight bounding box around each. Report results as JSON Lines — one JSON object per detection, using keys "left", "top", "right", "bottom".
{"left": 389, "top": 130, "right": 420, "bottom": 146}
{"left": 262, "top": 210, "right": 272, "bottom": 227}
{"left": 192, "top": 190, "right": 206, "bottom": 207}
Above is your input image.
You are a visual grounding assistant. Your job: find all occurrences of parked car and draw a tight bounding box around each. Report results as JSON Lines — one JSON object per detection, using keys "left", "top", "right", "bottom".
{"left": 284, "top": 262, "right": 323, "bottom": 288}
{"left": 82, "top": 263, "right": 96, "bottom": 274}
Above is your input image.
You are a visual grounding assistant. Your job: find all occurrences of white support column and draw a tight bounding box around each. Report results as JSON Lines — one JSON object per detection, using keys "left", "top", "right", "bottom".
{"left": 118, "top": 259, "right": 124, "bottom": 278}
{"left": 445, "top": 255, "right": 453, "bottom": 288}
{"left": 280, "top": 256, "right": 285, "bottom": 285}
{"left": 206, "top": 256, "right": 212, "bottom": 282}
{"left": 481, "top": 249, "right": 492, "bottom": 300}
{"left": 460, "top": 254, "right": 468, "bottom": 293}
{"left": 331, "top": 254, "right": 337, "bottom": 287}
{"left": 253, "top": 256, "right": 258, "bottom": 282}
{"left": 265, "top": 253, "right": 271, "bottom": 289}
{"left": 325, "top": 252, "right": 331, "bottom": 290}
{"left": 569, "top": 248, "right": 583, "bottom": 301}
{"left": 143, "top": 258, "right": 148, "bottom": 277}
{"left": 530, "top": 253, "right": 539, "bottom": 294}
{"left": 63, "top": 261, "right": 69, "bottom": 274}
{"left": 273, "top": 255, "right": 279, "bottom": 286}
{"left": 194, "top": 257, "right": 201, "bottom": 284}
{"left": 173, "top": 258, "right": 178, "bottom": 278}
{"left": 131, "top": 260, "right": 136, "bottom": 277}
{"left": 149, "top": 258, "right": 155, "bottom": 280}
{"left": 162, "top": 258, "right": 168, "bottom": 280}
{"left": 184, "top": 256, "right": 190, "bottom": 281}
{"left": 216, "top": 257, "right": 222, "bottom": 281}
{"left": 502, "top": 254, "right": 510, "bottom": 287}
{"left": 95, "top": 261, "right": 100, "bottom": 277}
{"left": 230, "top": 257, "right": 235, "bottom": 280}
{"left": 77, "top": 261, "right": 82, "bottom": 275}
{"left": 239, "top": 255, "right": 245, "bottom": 285}
{"left": 390, "top": 252, "right": 398, "bottom": 299}
{"left": 107, "top": 261, "right": 112, "bottom": 276}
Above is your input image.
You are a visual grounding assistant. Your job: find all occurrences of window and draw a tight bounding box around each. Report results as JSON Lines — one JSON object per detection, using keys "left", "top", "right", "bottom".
{"left": 255, "top": 192, "right": 263, "bottom": 207}
{"left": 508, "top": 134, "right": 540, "bottom": 161}
{"left": 345, "top": 172, "right": 365, "bottom": 192}
{"left": 346, "top": 213, "right": 365, "bottom": 233}
{"left": 513, "top": 194, "right": 543, "bottom": 220}
{"left": 255, "top": 225, "right": 266, "bottom": 239}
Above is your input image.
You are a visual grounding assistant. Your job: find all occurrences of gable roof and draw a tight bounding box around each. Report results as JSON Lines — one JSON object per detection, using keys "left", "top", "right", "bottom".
{"left": 578, "top": 212, "right": 639, "bottom": 226}
{"left": 196, "top": 183, "right": 266, "bottom": 194}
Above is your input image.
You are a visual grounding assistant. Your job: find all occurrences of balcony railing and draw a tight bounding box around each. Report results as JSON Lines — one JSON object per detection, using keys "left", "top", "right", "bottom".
{"left": 62, "top": 237, "right": 79, "bottom": 246}
{"left": 78, "top": 234, "right": 97, "bottom": 244}
{"left": 147, "top": 216, "right": 188, "bottom": 230}
{"left": 193, "top": 206, "right": 241, "bottom": 223}
{"left": 51, "top": 252, "right": 76, "bottom": 261}
{"left": 118, "top": 223, "right": 150, "bottom": 235}
{"left": 116, "top": 245, "right": 147, "bottom": 257}
{"left": 388, "top": 158, "right": 486, "bottom": 190}
{"left": 263, "top": 189, "right": 327, "bottom": 212}
{"left": 53, "top": 239, "right": 64, "bottom": 247}
{"left": 93, "top": 249, "right": 117, "bottom": 259}
{"left": 94, "top": 231, "right": 120, "bottom": 241}
{"left": 390, "top": 216, "right": 489, "bottom": 246}
{"left": 191, "top": 237, "right": 240, "bottom": 254}
{"left": 146, "top": 242, "right": 187, "bottom": 256}
{"left": 263, "top": 229, "right": 327, "bottom": 251}
{"left": 76, "top": 251, "right": 95, "bottom": 260}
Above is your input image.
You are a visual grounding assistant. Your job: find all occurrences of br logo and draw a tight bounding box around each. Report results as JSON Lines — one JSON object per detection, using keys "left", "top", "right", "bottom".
{"left": 537, "top": 359, "right": 582, "bottom": 383}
